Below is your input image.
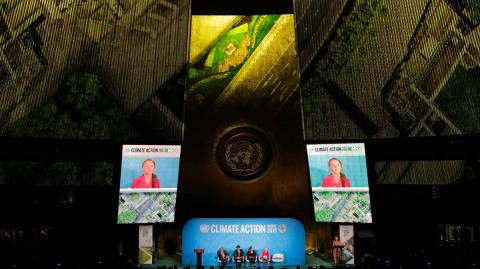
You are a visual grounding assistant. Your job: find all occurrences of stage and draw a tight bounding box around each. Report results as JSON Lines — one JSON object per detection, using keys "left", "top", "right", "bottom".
{"left": 141, "top": 251, "right": 333, "bottom": 269}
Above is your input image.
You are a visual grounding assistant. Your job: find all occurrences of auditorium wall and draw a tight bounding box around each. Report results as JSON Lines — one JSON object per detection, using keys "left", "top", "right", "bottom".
{"left": 0, "top": 0, "right": 479, "bottom": 231}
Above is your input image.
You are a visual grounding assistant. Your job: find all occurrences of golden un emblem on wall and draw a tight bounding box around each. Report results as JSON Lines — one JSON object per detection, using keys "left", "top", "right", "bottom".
{"left": 216, "top": 127, "right": 272, "bottom": 181}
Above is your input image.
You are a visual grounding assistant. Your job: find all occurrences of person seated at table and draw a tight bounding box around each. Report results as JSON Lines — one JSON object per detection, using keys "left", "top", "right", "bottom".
{"left": 233, "top": 245, "right": 244, "bottom": 268}
{"left": 246, "top": 246, "right": 257, "bottom": 266}
{"left": 217, "top": 246, "right": 228, "bottom": 266}
{"left": 260, "top": 247, "right": 270, "bottom": 264}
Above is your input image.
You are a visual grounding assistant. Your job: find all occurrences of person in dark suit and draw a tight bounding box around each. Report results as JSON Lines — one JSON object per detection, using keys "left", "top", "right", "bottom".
{"left": 233, "top": 245, "right": 244, "bottom": 268}
{"left": 246, "top": 246, "right": 257, "bottom": 266}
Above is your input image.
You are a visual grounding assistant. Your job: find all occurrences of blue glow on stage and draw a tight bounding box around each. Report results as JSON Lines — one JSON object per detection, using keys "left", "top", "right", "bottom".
{"left": 182, "top": 218, "right": 305, "bottom": 266}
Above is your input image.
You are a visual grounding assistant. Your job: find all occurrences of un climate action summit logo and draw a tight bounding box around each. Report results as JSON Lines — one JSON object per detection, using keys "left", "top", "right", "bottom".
{"left": 278, "top": 224, "right": 287, "bottom": 233}
{"left": 200, "top": 224, "right": 209, "bottom": 233}
{"left": 216, "top": 127, "right": 273, "bottom": 181}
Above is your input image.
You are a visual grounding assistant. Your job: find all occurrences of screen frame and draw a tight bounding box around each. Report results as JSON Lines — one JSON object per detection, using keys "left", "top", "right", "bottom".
{"left": 115, "top": 142, "right": 184, "bottom": 225}
{"left": 304, "top": 138, "right": 376, "bottom": 224}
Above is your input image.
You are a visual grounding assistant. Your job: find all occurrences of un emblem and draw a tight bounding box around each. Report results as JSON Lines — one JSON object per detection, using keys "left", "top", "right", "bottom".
{"left": 200, "top": 224, "right": 209, "bottom": 233}
{"left": 225, "top": 141, "right": 263, "bottom": 175}
{"left": 216, "top": 126, "right": 272, "bottom": 181}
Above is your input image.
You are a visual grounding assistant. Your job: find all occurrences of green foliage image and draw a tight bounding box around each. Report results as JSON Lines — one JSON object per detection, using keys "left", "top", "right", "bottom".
{"left": 118, "top": 209, "right": 137, "bottom": 224}
{"left": 316, "top": 208, "right": 334, "bottom": 222}
{"left": 0, "top": 72, "right": 136, "bottom": 186}
{"left": 436, "top": 66, "right": 480, "bottom": 133}
{"left": 1, "top": 72, "right": 137, "bottom": 140}
{"left": 188, "top": 15, "right": 280, "bottom": 107}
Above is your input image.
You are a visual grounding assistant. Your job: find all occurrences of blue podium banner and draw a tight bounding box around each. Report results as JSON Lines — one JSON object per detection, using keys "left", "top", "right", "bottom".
{"left": 182, "top": 218, "right": 305, "bottom": 266}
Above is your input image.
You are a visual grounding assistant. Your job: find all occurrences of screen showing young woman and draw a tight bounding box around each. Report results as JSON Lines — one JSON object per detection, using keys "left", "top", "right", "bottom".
{"left": 117, "top": 145, "right": 181, "bottom": 224}
{"left": 306, "top": 143, "right": 372, "bottom": 223}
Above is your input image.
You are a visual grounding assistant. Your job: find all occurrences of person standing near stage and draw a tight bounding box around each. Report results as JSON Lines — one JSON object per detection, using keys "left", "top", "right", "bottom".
{"left": 332, "top": 236, "right": 342, "bottom": 265}
{"left": 260, "top": 247, "right": 270, "bottom": 265}
{"left": 233, "top": 245, "right": 244, "bottom": 268}
{"left": 217, "top": 246, "right": 228, "bottom": 266}
{"left": 246, "top": 246, "right": 257, "bottom": 266}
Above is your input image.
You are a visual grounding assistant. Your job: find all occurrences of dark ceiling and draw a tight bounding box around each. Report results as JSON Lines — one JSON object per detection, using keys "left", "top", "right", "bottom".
{"left": 191, "top": 0, "right": 294, "bottom": 14}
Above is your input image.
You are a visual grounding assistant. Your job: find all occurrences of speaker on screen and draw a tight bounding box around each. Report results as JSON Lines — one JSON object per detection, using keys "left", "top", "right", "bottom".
{"left": 117, "top": 144, "right": 181, "bottom": 224}
{"left": 306, "top": 143, "right": 372, "bottom": 223}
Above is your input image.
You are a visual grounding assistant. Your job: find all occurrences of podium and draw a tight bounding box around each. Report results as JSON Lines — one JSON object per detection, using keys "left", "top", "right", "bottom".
{"left": 332, "top": 245, "right": 345, "bottom": 264}
{"left": 194, "top": 249, "right": 204, "bottom": 268}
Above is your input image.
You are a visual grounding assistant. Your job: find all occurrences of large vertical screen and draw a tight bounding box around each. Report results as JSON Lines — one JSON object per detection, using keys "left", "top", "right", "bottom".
{"left": 117, "top": 145, "right": 181, "bottom": 224}
{"left": 307, "top": 143, "right": 372, "bottom": 223}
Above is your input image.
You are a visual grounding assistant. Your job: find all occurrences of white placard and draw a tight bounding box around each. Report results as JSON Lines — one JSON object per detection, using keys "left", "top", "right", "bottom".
{"left": 339, "top": 225, "right": 354, "bottom": 265}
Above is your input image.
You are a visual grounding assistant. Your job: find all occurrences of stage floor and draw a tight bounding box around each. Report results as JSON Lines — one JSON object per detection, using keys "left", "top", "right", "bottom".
{"left": 142, "top": 251, "right": 333, "bottom": 269}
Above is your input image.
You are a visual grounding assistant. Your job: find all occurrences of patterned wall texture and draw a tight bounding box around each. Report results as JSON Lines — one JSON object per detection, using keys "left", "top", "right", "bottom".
{"left": 0, "top": 0, "right": 190, "bottom": 142}
{"left": 295, "top": 0, "right": 480, "bottom": 185}
{"left": 1, "top": 1, "right": 478, "bottom": 186}
{"left": 296, "top": 0, "right": 480, "bottom": 139}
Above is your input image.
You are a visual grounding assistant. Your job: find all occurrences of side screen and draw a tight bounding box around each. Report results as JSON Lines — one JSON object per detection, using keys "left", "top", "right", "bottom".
{"left": 306, "top": 143, "right": 372, "bottom": 223}
{"left": 117, "top": 145, "right": 181, "bottom": 224}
